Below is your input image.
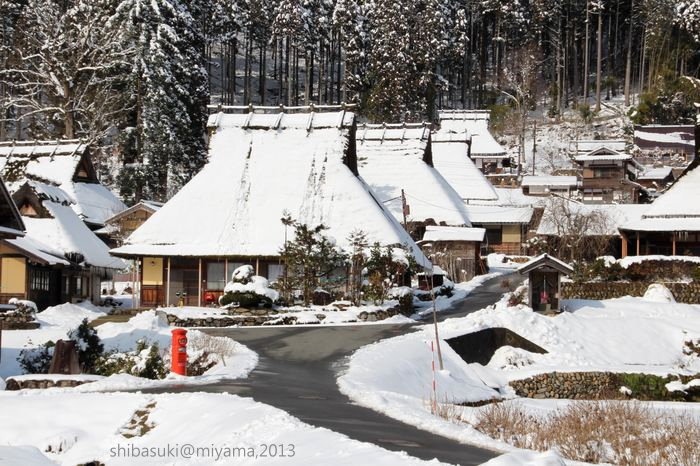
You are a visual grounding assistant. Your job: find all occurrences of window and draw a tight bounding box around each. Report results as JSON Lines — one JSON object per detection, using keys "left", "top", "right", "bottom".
{"left": 30, "top": 270, "right": 50, "bottom": 292}
{"left": 206, "top": 262, "right": 226, "bottom": 290}
{"left": 268, "top": 264, "right": 284, "bottom": 283}
{"left": 485, "top": 228, "right": 502, "bottom": 245}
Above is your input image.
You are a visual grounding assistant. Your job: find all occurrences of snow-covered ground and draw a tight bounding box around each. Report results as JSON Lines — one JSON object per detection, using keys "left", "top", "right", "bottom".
{"left": 0, "top": 391, "right": 442, "bottom": 465}
{"left": 338, "top": 292, "right": 700, "bottom": 458}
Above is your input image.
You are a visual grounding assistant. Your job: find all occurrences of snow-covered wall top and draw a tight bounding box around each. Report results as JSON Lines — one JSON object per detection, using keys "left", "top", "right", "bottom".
{"left": 356, "top": 124, "right": 473, "bottom": 226}
{"left": 114, "top": 112, "right": 430, "bottom": 267}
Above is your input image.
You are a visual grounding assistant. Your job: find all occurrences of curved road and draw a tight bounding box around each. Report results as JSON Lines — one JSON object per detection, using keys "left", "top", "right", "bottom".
{"left": 148, "top": 274, "right": 519, "bottom": 465}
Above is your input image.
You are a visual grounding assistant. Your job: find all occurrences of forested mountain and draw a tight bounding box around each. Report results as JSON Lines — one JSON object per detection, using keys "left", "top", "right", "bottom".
{"left": 1, "top": 0, "right": 699, "bottom": 202}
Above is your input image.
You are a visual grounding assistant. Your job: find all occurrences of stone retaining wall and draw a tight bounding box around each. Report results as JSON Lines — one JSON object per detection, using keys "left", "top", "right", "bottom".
{"left": 562, "top": 282, "right": 700, "bottom": 303}
{"left": 5, "top": 378, "right": 92, "bottom": 390}
{"left": 0, "top": 312, "right": 40, "bottom": 329}
{"left": 510, "top": 372, "right": 618, "bottom": 399}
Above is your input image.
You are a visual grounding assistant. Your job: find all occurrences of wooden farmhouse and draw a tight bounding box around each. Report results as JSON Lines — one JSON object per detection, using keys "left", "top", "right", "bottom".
{"left": 430, "top": 118, "right": 498, "bottom": 202}
{"left": 111, "top": 106, "right": 430, "bottom": 308}
{"left": 634, "top": 125, "right": 695, "bottom": 160}
{"left": 437, "top": 110, "right": 509, "bottom": 175}
{"left": 465, "top": 204, "right": 535, "bottom": 255}
{"left": 570, "top": 139, "right": 629, "bottom": 157}
{"left": 619, "top": 163, "right": 700, "bottom": 256}
{"left": 0, "top": 141, "right": 126, "bottom": 309}
{"left": 356, "top": 123, "right": 474, "bottom": 237}
{"left": 573, "top": 146, "right": 646, "bottom": 203}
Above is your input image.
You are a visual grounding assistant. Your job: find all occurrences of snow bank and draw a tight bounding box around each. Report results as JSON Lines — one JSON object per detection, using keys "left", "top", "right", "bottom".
{"left": 0, "top": 445, "right": 55, "bottom": 465}
{"left": 37, "top": 302, "right": 107, "bottom": 328}
{"left": 0, "top": 391, "right": 439, "bottom": 465}
{"left": 339, "top": 294, "right": 700, "bottom": 452}
{"left": 612, "top": 255, "right": 700, "bottom": 269}
{"left": 482, "top": 450, "right": 565, "bottom": 466}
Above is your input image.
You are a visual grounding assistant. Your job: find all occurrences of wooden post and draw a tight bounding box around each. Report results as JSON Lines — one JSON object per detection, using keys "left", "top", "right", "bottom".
{"left": 636, "top": 233, "right": 640, "bottom": 256}
{"left": 224, "top": 258, "right": 229, "bottom": 282}
{"left": 198, "top": 258, "right": 202, "bottom": 307}
{"left": 672, "top": 233, "right": 676, "bottom": 256}
{"left": 620, "top": 232, "right": 628, "bottom": 258}
{"left": 255, "top": 258, "right": 260, "bottom": 275}
{"left": 166, "top": 257, "right": 171, "bottom": 307}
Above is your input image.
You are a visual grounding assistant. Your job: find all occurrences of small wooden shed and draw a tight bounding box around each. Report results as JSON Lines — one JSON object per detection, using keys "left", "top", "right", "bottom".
{"left": 518, "top": 254, "right": 574, "bottom": 313}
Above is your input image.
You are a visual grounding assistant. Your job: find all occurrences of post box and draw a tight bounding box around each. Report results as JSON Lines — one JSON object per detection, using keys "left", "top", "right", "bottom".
{"left": 171, "top": 328, "right": 188, "bottom": 375}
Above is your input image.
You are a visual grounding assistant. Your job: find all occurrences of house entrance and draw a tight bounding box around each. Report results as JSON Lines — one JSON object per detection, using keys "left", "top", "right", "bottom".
{"left": 169, "top": 258, "right": 199, "bottom": 306}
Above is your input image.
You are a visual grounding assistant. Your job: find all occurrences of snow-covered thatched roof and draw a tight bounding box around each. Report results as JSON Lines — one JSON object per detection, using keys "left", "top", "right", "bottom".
{"left": 437, "top": 110, "right": 506, "bottom": 158}
{"left": 622, "top": 164, "right": 700, "bottom": 232}
{"left": 113, "top": 108, "right": 430, "bottom": 267}
{"left": 356, "top": 123, "right": 472, "bottom": 226}
{"left": 430, "top": 125, "right": 498, "bottom": 201}
{"left": 0, "top": 140, "right": 125, "bottom": 226}
{"left": 13, "top": 181, "right": 125, "bottom": 269}
{"left": 466, "top": 204, "right": 534, "bottom": 225}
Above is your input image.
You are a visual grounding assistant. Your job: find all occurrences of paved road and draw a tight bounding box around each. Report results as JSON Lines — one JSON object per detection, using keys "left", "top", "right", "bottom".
{"left": 147, "top": 274, "right": 520, "bottom": 465}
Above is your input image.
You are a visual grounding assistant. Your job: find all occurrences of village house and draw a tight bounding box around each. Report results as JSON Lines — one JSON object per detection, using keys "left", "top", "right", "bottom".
{"left": 634, "top": 124, "right": 695, "bottom": 161}
{"left": 619, "top": 163, "right": 700, "bottom": 257}
{"left": 573, "top": 146, "right": 646, "bottom": 203}
{"left": 111, "top": 106, "right": 430, "bottom": 308}
{"left": 635, "top": 165, "right": 676, "bottom": 194}
{"left": 465, "top": 204, "right": 535, "bottom": 255}
{"left": 430, "top": 116, "right": 498, "bottom": 203}
{"left": 96, "top": 200, "right": 163, "bottom": 248}
{"left": 355, "top": 123, "right": 474, "bottom": 237}
{"left": 0, "top": 141, "right": 126, "bottom": 309}
{"left": 570, "top": 139, "right": 629, "bottom": 157}
{"left": 437, "top": 110, "right": 510, "bottom": 176}
{"left": 521, "top": 175, "right": 579, "bottom": 197}
{"left": 0, "top": 140, "right": 126, "bottom": 230}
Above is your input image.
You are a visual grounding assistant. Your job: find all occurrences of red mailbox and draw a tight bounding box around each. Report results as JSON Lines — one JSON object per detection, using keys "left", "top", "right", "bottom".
{"left": 171, "top": 328, "right": 188, "bottom": 376}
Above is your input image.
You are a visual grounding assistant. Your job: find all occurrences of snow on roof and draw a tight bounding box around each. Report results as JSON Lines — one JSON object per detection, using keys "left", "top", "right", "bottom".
{"left": 521, "top": 175, "right": 578, "bottom": 187}
{"left": 356, "top": 123, "right": 472, "bottom": 226}
{"left": 0, "top": 140, "right": 125, "bottom": 226}
{"left": 105, "top": 200, "right": 163, "bottom": 224}
{"left": 0, "top": 176, "right": 24, "bottom": 236}
{"left": 635, "top": 130, "right": 695, "bottom": 146}
{"left": 206, "top": 106, "right": 355, "bottom": 130}
{"left": 0, "top": 140, "right": 87, "bottom": 186}
{"left": 420, "top": 225, "right": 485, "bottom": 243}
{"left": 437, "top": 110, "right": 506, "bottom": 157}
{"left": 622, "top": 164, "right": 700, "bottom": 231}
{"left": 6, "top": 235, "right": 70, "bottom": 266}
{"left": 465, "top": 204, "right": 534, "bottom": 225}
{"left": 574, "top": 147, "right": 632, "bottom": 162}
{"left": 637, "top": 166, "right": 673, "bottom": 180}
{"left": 23, "top": 201, "right": 125, "bottom": 269}
{"left": 573, "top": 140, "right": 628, "bottom": 154}
{"left": 113, "top": 110, "right": 430, "bottom": 267}
{"left": 518, "top": 253, "right": 574, "bottom": 275}
{"left": 537, "top": 202, "right": 649, "bottom": 236}
{"left": 27, "top": 180, "right": 74, "bottom": 205}
{"left": 64, "top": 182, "right": 127, "bottom": 226}
{"left": 430, "top": 130, "right": 498, "bottom": 201}
{"left": 474, "top": 187, "right": 548, "bottom": 208}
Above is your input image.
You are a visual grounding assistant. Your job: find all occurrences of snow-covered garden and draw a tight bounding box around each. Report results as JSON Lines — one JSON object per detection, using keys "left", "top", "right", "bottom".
{"left": 339, "top": 286, "right": 700, "bottom": 464}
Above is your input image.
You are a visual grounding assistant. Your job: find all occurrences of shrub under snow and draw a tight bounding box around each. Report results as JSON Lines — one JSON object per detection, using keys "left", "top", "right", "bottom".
{"left": 219, "top": 265, "right": 279, "bottom": 308}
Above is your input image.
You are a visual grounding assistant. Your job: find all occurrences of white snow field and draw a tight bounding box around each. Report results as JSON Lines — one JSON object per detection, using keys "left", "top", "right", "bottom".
{"left": 338, "top": 293, "right": 700, "bottom": 458}
{"left": 0, "top": 391, "right": 443, "bottom": 466}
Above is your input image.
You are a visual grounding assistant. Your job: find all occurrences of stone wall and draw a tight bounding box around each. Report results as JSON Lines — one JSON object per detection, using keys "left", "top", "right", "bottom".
{"left": 0, "top": 311, "right": 39, "bottom": 329}
{"left": 510, "top": 372, "right": 618, "bottom": 399}
{"left": 562, "top": 282, "right": 700, "bottom": 303}
{"left": 5, "top": 378, "right": 92, "bottom": 390}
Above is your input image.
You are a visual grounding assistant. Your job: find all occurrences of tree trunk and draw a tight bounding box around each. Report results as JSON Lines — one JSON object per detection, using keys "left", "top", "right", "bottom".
{"left": 595, "top": 10, "right": 603, "bottom": 111}
{"left": 624, "top": 0, "right": 633, "bottom": 105}
{"left": 583, "top": 1, "right": 590, "bottom": 101}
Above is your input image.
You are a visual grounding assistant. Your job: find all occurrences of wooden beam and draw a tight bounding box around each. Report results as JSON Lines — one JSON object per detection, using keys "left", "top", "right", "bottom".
{"left": 166, "top": 257, "right": 171, "bottom": 306}
{"left": 256, "top": 258, "right": 260, "bottom": 275}
{"left": 620, "top": 232, "right": 628, "bottom": 258}
{"left": 672, "top": 233, "right": 676, "bottom": 256}
{"left": 198, "top": 258, "right": 202, "bottom": 307}
{"left": 636, "top": 233, "right": 640, "bottom": 256}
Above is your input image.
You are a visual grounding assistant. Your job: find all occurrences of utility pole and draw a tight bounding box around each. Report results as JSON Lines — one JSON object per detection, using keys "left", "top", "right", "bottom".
{"left": 595, "top": 7, "right": 603, "bottom": 112}
{"left": 401, "top": 189, "right": 409, "bottom": 230}
{"left": 430, "top": 268, "right": 444, "bottom": 371}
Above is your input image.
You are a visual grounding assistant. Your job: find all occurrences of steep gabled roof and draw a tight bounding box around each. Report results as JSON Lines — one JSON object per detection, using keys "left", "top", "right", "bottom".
{"left": 437, "top": 110, "right": 507, "bottom": 158}
{"left": 572, "top": 139, "right": 628, "bottom": 155}
{"left": 430, "top": 125, "right": 498, "bottom": 201}
{"left": 12, "top": 181, "right": 125, "bottom": 269}
{"left": 105, "top": 200, "right": 163, "bottom": 225}
{"left": 574, "top": 146, "right": 633, "bottom": 162}
{"left": 356, "top": 123, "right": 472, "bottom": 226}
{"left": 0, "top": 176, "right": 25, "bottom": 238}
{"left": 112, "top": 108, "right": 430, "bottom": 267}
{"left": 0, "top": 140, "right": 126, "bottom": 226}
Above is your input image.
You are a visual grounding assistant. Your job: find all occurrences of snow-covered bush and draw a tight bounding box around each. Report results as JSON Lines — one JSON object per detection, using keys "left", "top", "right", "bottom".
{"left": 68, "top": 318, "right": 104, "bottom": 373}
{"left": 219, "top": 265, "right": 279, "bottom": 308}
{"left": 95, "top": 340, "right": 166, "bottom": 380}
{"left": 643, "top": 284, "right": 676, "bottom": 303}
{"left": 17, "top": 341, "right": 55, "bottom": 374}
{"left": 388, "top": 286, "right": 414, "bottom": 315}
{"left": 8, "top": 298, "right": 37, "bottom": 316}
